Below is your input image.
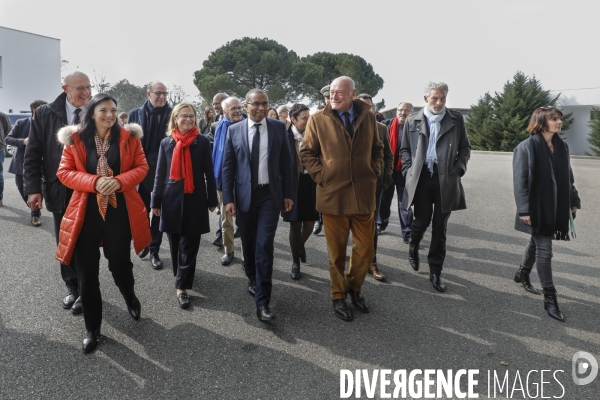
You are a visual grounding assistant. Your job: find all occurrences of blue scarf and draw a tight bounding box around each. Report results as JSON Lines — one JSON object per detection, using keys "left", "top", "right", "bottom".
{"left": 423, "top": 105, "right": 447, "bottom": 176}
{"left": 212, "top": 115, "right": 245, "bottom": 188}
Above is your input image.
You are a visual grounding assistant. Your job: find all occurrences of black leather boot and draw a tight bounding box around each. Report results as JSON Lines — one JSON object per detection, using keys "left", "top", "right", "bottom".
{"left": 514, "top": 265, "right": 541, "bottom": 295}
{"left": 543, "top": 287, "right": 564, "bottom": 322}
{"left": 82, "top": 328, "right": 101, "bottom": 353}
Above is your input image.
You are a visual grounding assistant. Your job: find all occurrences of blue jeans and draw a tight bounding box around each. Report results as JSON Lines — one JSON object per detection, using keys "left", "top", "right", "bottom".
{"left": 0, "top": 149, "right": 5, "bottom": 200}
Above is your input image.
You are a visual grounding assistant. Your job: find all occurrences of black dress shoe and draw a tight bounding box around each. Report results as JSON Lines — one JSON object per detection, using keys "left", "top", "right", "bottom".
{"left": 290, "top": 262, "right": 301, "bottom": 280}
{"left": 221, "top": 252, "right": 234, "bottom": 266}
{"left": 151, "top": 254, "right": 163, "bottom": 270}
{"left": 63, "top": 290, "right": 78, "bottom": 309}
{"left": 313, "top": 221, "right": 322, "bottom": 235}
{"left": 138, "top": 247, "right": 149, "bottom": 259}
{"left": 126, "top": 296, "right": 141, "bottom": 320}
{"left": 248, "top": 280, "right": 256, "bottom": 297}
{"left": 177, "top": 292, "right": 190, "bottom": 309}
{"left": 82, "top": 328, "right": 100, "bottom": 354}
{"left": 332, "top": 299, "right": 354, "bottom": 321}
{"left": 348, "top": 288, "right": 369, "bottom": 313}
{"left": 257, "top": 306, "right": 275, "bottom": 321}
{"left": 234, "top": 228, "right": 241, "bottom": 238}
{"left": 377, "top": 226, "right": 386, "bottom": 234}
{"left": 71, "top": 296, "right": 83, "bottom": 315}
{"left": 216, "top": 208, "right": 221, "bottom": 215}
{"left": 408, "top": 244, "right": 420, "bottom": 272}
{"left": 212, "top": 236, "right": 223, "bottom": 247}
{"left": 430, "top": 273, "right": 446, "bottom": 292}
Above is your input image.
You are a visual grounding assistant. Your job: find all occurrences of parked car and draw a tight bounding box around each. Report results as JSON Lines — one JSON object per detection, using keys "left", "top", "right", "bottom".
{"left": 5, "top": 112, "right": 32, "bottom": 157}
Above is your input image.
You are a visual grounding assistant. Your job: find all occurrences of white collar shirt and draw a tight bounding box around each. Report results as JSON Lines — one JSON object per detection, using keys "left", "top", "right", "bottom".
{"left": 247, "top": 117, "right": 269, "bottom": 185}
{"left": 65, "top": 99, "right": 86, "bottom": 125}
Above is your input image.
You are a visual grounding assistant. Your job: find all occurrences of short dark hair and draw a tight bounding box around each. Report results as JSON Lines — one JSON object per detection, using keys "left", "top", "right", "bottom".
{"left": 267, "top": 107, "right": 279, "bottom": 119}
{"left": 289, "top": 103, "right": 310, "bottom": 120}
{"left": 526, "top": 106, "right": 564, "bottom": 135}
{"left": 30, "top": 100, "right": 47, "bottom": 113}
{"left": 79, "top": 93, "right": 120, "bottom": 146}
{"left": 245, "top": 89, "right": 267, "bottom": 103}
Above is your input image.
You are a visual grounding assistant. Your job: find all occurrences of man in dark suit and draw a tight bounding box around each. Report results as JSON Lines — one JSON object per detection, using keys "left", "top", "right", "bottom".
{"left": 24, "top": 71, "right": 91, "bottom": 314}
{"left": 128, "top": 81, "right": 173, "bottom": 270}
{"left": 6, "top": 100, "right": 47, "bottom": 226}
{"left": 222, "top": 89, "right": 293, "bottom": 322}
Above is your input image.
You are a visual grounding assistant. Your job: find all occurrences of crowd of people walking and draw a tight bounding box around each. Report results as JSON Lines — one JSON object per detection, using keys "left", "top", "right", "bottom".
{"left": 0, "top": 70, "right": 581, "bottom": 353}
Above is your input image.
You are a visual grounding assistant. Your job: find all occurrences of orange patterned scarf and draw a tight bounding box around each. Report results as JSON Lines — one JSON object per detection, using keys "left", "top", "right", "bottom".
{"left": 95, "top": 131, "right": 117, "bottom": 220}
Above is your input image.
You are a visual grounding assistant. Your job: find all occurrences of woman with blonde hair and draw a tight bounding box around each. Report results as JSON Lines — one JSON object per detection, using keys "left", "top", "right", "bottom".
{"left": 151, "top": 102, "right": 219, "bottom": 309}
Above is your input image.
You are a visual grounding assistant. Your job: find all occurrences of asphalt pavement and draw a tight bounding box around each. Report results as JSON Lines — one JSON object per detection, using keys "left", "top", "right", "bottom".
{"left": 0, "top": 152, "right": 599, "bottom": 399}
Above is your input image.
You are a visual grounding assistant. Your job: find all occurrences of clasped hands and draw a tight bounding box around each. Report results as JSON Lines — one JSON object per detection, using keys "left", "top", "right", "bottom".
{"left": 95, "top": 176, "right": 121, "bottom": 196}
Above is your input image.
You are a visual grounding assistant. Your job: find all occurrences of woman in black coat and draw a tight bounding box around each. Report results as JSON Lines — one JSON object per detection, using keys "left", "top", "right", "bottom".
{"left": 281, "top": 104, "right": 319, "bottom": 280}
{"left": 512, "top": 106, "right": 581, "bottom": 322}
{"left": 151, "top": 102, "right": 219, "bottom": 308}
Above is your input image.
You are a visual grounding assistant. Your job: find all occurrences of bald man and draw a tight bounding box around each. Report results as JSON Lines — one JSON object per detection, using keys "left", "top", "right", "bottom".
{"left": 24, "top": 71, "right": 92, "bottom": 314}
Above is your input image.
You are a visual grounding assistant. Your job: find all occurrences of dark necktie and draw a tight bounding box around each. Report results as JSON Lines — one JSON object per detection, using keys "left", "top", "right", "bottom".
{"left": 251, "top": 123, "right": 261, "bottom": 191}
{"left": 73, "top": 108, "right": 81, "bottom": 125}
{"left": 343, "top": 112, "right": 353, "bottom": 138}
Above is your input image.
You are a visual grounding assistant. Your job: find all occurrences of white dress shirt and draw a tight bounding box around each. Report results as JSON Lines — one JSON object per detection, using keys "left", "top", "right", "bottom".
{"left": 65, "top": 100, "right": 86, "bottom": 125}
{"left": 247, "top": 118, "right": 269, "bottom": 185}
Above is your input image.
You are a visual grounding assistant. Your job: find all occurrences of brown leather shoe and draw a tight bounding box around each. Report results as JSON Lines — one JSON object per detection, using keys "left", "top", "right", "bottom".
{"left": 31, "top": 216, "right": 41, "bottom": 227}
{"left": 368, "top": 262, "right": 385, "bottom": 281}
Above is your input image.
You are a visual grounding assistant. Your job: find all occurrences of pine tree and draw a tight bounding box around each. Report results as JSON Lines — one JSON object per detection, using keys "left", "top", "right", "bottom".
{"left": 586, "top": 107, "right": 600, "bottom": 156}
{"left": 467, "top": 71, "right": 573, "bottom": 151}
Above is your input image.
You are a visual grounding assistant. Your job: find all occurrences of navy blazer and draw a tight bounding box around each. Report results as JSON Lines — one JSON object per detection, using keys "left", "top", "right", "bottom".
{"left": 221, "top": 118, "right": 293, "bottom": 213}
{"left": 6, "top": 117, "right": 31, "bottom": 175}
{"left": 151, "top": 134, "right": 219, "bottom": 236}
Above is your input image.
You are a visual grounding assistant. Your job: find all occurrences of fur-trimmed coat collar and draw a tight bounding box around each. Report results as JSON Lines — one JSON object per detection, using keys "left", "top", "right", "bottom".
{"left": 57, "top": 123, "right": 143, "bottom": 145}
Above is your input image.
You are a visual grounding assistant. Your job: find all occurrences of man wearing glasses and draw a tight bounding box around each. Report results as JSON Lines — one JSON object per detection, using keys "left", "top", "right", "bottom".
{"left": 221, "top": 89, "right": 293, "bottom": 322}
{"left": 301, "top": 76, "right": 383, "bottom": 322}
{"left": 128, "top": 81, "right": 173, "bottom": 270}
{"left": 379, "top": 102, "right": 415, "bottom": 242}
{"left": 23, "top": 71, "right": 92, "bottom": 315}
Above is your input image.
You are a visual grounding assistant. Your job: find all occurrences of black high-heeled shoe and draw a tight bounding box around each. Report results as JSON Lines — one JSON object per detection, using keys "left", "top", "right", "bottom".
{"left": 82, "top": 328, "right": 100, "bottom": 353}
{"left": 514, "top": 265, "right": 541, "bottom": 295}
{"left": 543, "top": 287, "right": 564, "bottom": 322}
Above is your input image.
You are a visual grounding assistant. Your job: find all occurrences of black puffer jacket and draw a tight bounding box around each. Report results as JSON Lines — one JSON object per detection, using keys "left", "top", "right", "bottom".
{"left": 23, "top": 92, "right": 71, "bottom": 212}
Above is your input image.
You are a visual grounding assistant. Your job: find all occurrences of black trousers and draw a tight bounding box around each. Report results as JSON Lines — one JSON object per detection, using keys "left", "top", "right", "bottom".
{"left": 52, "top": 210, "right": 78, "bottom": 291}
{"left": 379, "top": 171, "right": 413, "bottom": 240}
{"left": 372, "top": 184, "right": 383, "bottom": 263}
{"left": 410, "top": 165, "right": 451, "bottom": 274}
{"left": 74, "top": 196, "right": 134, "bottom": 331}
{"left": 138, "top": 162, "right": 163, "bottom": 255}
{"left": 167, "top": 233, "right": 201, "bottom": 290}
{"left": 15, "top": 175, "right": 40, "bottom": 217}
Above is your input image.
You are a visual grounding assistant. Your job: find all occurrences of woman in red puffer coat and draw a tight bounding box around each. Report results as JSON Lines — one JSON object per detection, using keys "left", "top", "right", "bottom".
{"left": 56, "top": 93, "right": 151, "bottom": 354}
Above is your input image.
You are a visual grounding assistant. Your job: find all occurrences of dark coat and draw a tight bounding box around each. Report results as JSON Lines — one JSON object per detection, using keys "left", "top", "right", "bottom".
{"left": 6, "top": 117, "right": 31, "bottom": 175}
{"left": 151, "top": 134, "right": 219, "bottom": 236}
{"left": 281, "top": 125, "right": 300, "bottom": 221}
{"left": 23, "top": 92, "right": 70, "bottom": 212}
{"left": 400, "top": 108, "right": 471, "bottom": 214}
{"left": 377, "top": 121, "right": 394, "bottom": 189}
{"left": 127, "top": 101, "right": 172, "bottom": 162}
{"left": 512, "top": 137, "right": 581, "bottom": 235}
{"left": 221, "top": 118, "right": 293, "bottom": 213}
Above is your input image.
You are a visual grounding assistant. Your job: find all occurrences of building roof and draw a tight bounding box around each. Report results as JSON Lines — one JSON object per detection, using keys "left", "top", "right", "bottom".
{"left": 0, "top": 25, "right": 60, "bottom": 41}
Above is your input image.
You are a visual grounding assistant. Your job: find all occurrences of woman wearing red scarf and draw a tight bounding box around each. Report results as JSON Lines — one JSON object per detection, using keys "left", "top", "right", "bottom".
{"left": 151, "top": 103, "right": 219, "bottom": 309}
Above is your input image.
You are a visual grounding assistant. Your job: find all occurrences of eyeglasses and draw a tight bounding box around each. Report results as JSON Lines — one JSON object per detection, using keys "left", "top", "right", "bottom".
{"left": 248, "top": 101, "right": 269, "bottom": 108}
{"left": 212, "top": 103, "right": 221, "bottom": 107}
{"left": 67, "top": 85, "right": 91, "bottom": 93}
{"left": 151, "top": 91, "right": 169, "bottom": 97}
{"left": 397, "top": 109, "right": 412, "bottom": 114}
{"left": 177, "top": 114, "right": 195, "bottom": 120}
{"left": 229, "top": 106, "right": 242, "bottom": 112}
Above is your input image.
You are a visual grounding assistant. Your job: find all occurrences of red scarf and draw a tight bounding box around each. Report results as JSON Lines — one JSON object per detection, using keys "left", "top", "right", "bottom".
{"left": 388, "top": 117, "right": 402, "bottom": 171}
{"left": 170, "top": 126, "right": 199, "bottom": 194}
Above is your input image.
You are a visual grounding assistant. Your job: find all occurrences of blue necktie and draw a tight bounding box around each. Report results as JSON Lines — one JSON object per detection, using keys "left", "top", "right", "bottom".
{"left": 251, "top": 123, "right": 261, "bottom": 190}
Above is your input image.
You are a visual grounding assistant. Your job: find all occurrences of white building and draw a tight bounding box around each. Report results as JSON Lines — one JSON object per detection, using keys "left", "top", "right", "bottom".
{"left": 559, "top": 104, "right": 599, "bottom": 156}
{"left": 0, "top": 26, "right": 61, "bottom": 113}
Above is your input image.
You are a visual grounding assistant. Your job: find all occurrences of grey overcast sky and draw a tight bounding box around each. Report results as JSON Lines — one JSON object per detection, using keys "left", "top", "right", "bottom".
{"left": 1, "top": 0, "right": 597, "bottom": 109}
